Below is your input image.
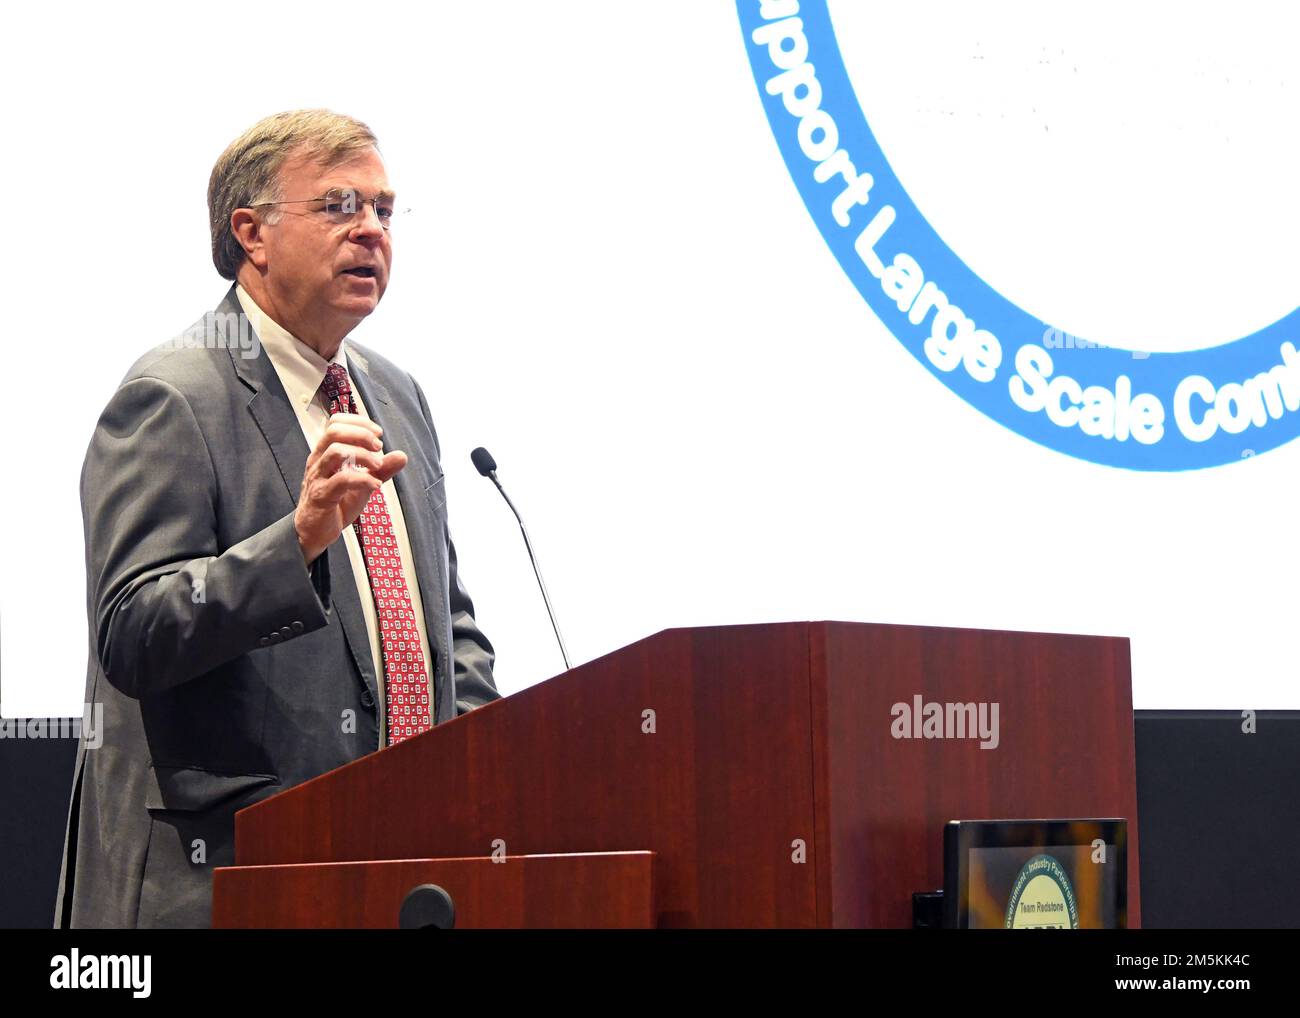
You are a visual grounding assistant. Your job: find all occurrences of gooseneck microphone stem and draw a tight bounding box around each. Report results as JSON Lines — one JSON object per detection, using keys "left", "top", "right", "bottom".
{"left": 471, "top": 448, "right": 571, "bottom": 672}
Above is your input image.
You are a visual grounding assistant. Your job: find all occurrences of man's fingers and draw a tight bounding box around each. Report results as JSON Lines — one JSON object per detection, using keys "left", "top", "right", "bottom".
{"left": 371, "top": 450, "right": 408, "bottom": 483}
{"left": 318, "top": 442, "right": 385, "bottom": 477}
{"left": 325, "top": 412, "right": 382, "bottom": 436}
{"left": 313, "top": 421, "right": 383, "bottom": 458}
{"left": 316, "top": 467, "right": 382, "bottom": 505}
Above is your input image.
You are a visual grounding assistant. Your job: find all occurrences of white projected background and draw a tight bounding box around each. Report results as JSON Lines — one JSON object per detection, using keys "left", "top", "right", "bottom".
{"left": 2, "top": 0, "right": 1295, "bottom": 715}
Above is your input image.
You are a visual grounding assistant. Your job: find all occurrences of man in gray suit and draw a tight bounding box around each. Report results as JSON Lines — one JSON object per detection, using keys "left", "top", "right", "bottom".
{"left": 54, "top": 109, "right": 499, "bottom": 928}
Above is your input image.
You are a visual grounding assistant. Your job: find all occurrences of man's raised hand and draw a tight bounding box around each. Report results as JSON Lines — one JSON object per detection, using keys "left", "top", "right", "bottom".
{"left": 294, "top": 413, "right": 407, "bottom": 564}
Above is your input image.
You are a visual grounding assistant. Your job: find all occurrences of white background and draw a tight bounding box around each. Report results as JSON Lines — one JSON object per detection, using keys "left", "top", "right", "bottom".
{"left": 2, "top": 0, "right": 1296, "bottom": 714}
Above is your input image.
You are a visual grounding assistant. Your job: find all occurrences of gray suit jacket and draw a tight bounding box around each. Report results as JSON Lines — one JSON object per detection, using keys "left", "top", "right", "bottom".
{"left": 54, "top": 284, "right": 499, "bottom": 928}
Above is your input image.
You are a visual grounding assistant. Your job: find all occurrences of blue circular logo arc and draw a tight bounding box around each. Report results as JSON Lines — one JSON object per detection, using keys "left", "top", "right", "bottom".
{"left": 738, "top": 1, "right": 1300, "bottom": 470}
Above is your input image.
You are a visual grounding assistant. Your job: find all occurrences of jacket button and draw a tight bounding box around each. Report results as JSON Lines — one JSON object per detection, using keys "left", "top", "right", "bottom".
{"left": 291, "top": 621, "right": 304, "bottom": 634}
{"left": 279, "top": 626, "right": 293, "bottom": 639}
{"left": 360, "top": 689, "right": 375, "bottom": 708}
{"left": 258, "top": 636, "right": 270, "bottom": 647}
{"left": 268, "top": 632, "right": 281, "bottom": 644}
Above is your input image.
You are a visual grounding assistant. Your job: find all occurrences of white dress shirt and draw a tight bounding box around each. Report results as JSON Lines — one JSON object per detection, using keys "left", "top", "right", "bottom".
{"left": 236, "top": 284, "right": 435, "bottom": 749}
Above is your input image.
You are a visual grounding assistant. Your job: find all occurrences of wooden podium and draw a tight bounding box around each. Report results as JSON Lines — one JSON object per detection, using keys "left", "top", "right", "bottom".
{"left": 212, "top": 621, "right": 1139, "bottom": 928}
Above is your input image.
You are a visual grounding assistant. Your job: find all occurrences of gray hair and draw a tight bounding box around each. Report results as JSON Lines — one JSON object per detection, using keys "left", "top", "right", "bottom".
{"left": 207, "top": 109, "right": 380, "bottom": 280}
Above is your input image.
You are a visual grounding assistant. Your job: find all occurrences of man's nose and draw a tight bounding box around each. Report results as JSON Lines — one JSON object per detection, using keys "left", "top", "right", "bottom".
{"left": 349, "top": 201, "right": 386, "bottom": 237}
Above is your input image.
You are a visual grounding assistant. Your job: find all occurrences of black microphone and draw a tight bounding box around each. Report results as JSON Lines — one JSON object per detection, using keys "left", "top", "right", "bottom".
{"left": 471, "top": 446, "right": 571, "bottom": 671}
{"left": 399, "top": 884, "right": 456, "bottom": 929}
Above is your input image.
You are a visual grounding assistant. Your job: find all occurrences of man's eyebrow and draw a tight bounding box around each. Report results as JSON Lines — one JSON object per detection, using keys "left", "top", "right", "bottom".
{"left": 323, "top": 183, "right": 397, "bottom": 201}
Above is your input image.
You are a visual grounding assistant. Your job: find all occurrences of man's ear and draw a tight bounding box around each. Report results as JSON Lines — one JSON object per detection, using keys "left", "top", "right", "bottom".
{"left": 230, "top": 209, "right": 270, "bottom": 270}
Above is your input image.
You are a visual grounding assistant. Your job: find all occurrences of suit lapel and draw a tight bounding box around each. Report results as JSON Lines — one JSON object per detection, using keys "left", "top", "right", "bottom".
{"left": 221, "top": 285, "right": 380, "bottom": 708}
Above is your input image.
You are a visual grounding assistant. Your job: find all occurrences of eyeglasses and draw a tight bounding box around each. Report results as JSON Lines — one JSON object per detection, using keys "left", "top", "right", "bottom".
{"left": 250, "top": 187, "right": 408, "bottom": 230}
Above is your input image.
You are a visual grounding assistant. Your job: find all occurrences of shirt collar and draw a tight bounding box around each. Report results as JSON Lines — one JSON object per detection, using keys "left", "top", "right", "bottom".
{"left": 235, "top": 283, "right": 350, "bottom": 410}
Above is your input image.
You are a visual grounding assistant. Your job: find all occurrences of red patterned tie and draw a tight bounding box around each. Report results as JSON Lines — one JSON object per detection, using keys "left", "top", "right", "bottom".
{"left": 320, "top": 363, "right": 432, "bottom": 747}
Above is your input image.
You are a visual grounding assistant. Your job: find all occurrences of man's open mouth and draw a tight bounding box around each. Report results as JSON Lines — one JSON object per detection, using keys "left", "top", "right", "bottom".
{"left": 343, "top": 267, "right": 377, "bottom": 278}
